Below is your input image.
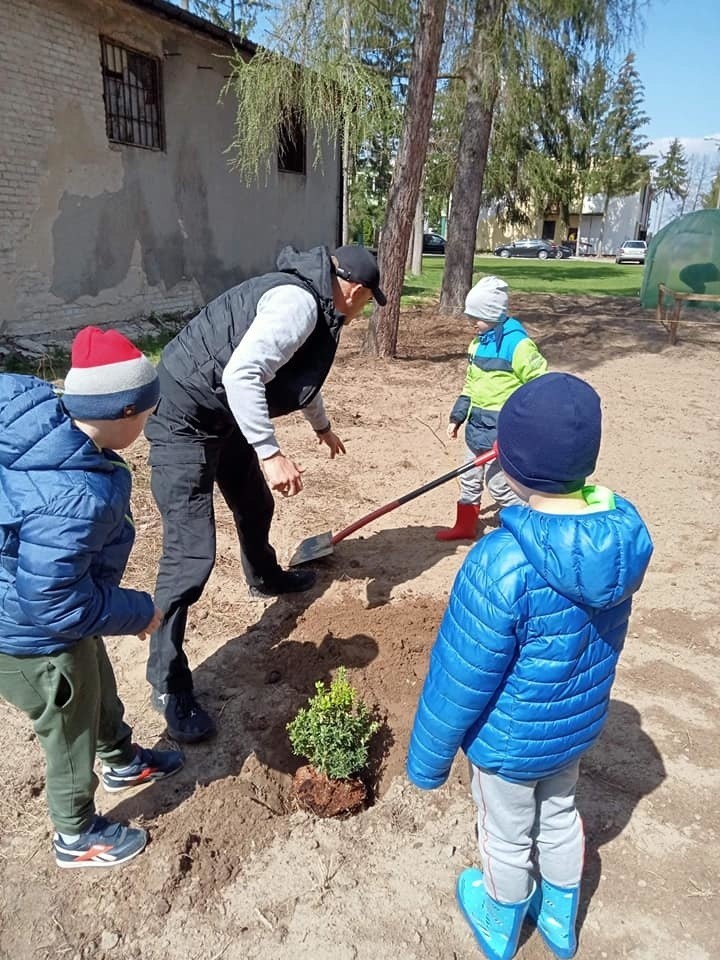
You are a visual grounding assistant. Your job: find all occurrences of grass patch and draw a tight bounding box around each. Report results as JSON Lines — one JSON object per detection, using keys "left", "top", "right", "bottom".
{"left": 131, "top": 327, "right": 178, "bottom": 364}
{"left": 0, "top": 317, "right": 183, "bottom": 378}
{"left": 1, "top": 347, "right": 71, "bottom": 380}
{"left": 402, "top": 255, "right": 645, "bottom": 305}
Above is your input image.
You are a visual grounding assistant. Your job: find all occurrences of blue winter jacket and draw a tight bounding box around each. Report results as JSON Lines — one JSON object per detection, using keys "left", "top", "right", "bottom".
{"left": 407, "top": 491, "right": 653, "bottom": 786}
{"left": 0, "top": 375, "right": 154, "bottom": 656}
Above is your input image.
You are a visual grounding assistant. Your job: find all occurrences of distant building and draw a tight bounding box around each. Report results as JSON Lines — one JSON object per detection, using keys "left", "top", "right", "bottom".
{"left": 476, "top": 183, "right": 653, "bottom": 255}
{"left": 576, "top": 184, "right": 654, "bottom": 252}
{"left": 0, "top": 0, "right": 341, "bottom": 337}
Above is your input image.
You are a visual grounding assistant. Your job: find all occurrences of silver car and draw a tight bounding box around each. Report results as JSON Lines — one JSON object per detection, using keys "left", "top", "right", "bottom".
{"left": 615, "top": 240, "right": 647, "bottom": 264}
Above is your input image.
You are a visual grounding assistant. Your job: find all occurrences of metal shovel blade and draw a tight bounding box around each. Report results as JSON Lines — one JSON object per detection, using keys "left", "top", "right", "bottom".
{"left": 288, "top": 446, "right": 499, "bottom": 568}
{"left": 288, "top": 530, "right": 334, "bottom": 567}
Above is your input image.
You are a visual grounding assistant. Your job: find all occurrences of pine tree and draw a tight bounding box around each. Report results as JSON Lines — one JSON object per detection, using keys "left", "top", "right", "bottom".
{"left": 481, "top": 33, "right": 611, "bottom": 242}
{"left": 438, "top": 0, "right": 646, "bottom": 310}
{"left": 590, "top": 52, "right": 650, "bottom": 255}
{"left": 439, "top": 0, "right": 507, "bottom": 311}
{"left": 653, "top": 138, "right": 689, "bottom": 228}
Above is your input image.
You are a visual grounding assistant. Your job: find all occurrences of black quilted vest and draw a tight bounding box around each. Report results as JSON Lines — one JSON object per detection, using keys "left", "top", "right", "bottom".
{"left": 159, "top": 246, "right": 345, "bottom": 422}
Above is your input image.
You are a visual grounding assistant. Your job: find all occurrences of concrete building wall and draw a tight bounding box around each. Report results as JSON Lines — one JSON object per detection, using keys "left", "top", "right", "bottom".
{"left": 476, "top": 208, "right": 530, "bottom": 251}
{"left": 0, "top": 0, "right": 340, "bottom": 337}
{"left": 580, "top": 194, "right": 638, "bottom": 251}
{"left": 476, "top": 204, "right": 580, "bottom": 251}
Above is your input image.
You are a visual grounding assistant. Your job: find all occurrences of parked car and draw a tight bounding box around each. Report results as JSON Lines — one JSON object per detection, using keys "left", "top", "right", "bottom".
{"left": 493, "top": 238, "right": 559, "bottom": 260}
{"left": 555, "top": 242, "right": 574, "bottom": 259}
{"left": 423, "top": 232, "right": 446, "bottom": 254}
{"left": 615, "top": 239, "right": 647, "bottom": 264}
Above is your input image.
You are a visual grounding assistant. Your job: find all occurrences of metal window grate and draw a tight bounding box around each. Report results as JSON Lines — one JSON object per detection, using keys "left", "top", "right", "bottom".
{"left": 100, "top": 37, "right": 164, "bottom": 150}
{"left": 278, "top": 110, "right": 306, "bottom": 174}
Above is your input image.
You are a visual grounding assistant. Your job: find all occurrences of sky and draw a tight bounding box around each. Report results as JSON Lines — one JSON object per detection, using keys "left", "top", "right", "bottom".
{"left": 633, "top": 0, "right": 720, "bottom": 158}
{"left": 178, "top": 0, "right": 719, "bottom": 175}
{"left": 221, "top": 0, "right": 720, "bottom": 159}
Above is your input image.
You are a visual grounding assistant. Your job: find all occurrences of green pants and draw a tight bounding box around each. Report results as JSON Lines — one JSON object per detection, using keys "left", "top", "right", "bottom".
{"left": 0, "top": 635, "right": 135, "bottom": 834}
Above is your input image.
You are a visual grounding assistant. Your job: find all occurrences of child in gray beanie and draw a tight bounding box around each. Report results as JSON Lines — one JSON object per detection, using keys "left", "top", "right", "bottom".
{"left": 437, "top": 275, "right": 547, "bottom": 541}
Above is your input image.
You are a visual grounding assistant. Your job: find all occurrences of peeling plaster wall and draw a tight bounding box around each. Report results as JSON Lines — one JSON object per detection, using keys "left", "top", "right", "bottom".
{"left": 0, "top": 0, "right": 341, "bottom": 337}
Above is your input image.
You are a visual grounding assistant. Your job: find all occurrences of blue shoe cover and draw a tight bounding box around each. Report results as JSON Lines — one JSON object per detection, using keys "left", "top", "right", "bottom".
{"left": 528, "top": 878, "right": 580, "bottom": 958}
{"left": 456, "top": 868, "right": 533, "bottom": 960}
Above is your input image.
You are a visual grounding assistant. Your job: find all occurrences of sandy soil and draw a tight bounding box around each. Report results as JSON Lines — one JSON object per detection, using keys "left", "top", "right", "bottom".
{"left": 1, "top": 295, "right": 718, "bottom": 960}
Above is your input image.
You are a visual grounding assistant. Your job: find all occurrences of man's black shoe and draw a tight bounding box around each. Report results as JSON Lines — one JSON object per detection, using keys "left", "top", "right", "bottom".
{"left": 248, "top": 568, "right": 317, "bottom": 598}
{"left": 151, "top": 689, "right": 217, "bottom": 743}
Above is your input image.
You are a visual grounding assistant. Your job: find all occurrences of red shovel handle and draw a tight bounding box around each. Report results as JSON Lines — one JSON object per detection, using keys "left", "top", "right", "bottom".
{"left": 331, "top": 444, "right": 498, "bottom": 547}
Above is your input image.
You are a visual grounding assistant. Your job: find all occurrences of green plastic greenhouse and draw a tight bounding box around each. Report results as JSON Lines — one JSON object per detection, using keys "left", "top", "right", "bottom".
{"left": 641, "top": 209, "right": 720, "bottom": 310}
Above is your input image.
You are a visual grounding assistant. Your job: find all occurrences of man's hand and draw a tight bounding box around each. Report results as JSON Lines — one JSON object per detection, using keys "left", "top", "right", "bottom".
{"left": 138, "top": 606, "right": 163, "bottom": 640}
{"left": 263, "top": 451, "right": 305, "bottom": 496}
{"left": 317, "top": 429, "right": 346, "bottom": 459}
{"left": 446, "top": 422, "right": 459, "bottom": 440}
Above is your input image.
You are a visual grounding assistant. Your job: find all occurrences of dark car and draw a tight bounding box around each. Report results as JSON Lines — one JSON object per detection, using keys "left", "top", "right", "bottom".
{"left": 423, "top": 232, "right": 446, "bottom": 254}
{"left": 493, "top": 238, "right": 559, "bottom": 260}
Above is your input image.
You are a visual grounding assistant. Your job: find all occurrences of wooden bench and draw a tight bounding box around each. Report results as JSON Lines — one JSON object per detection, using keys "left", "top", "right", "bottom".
{"left": 656, "top": 283, "right": 720, "bottom": 344}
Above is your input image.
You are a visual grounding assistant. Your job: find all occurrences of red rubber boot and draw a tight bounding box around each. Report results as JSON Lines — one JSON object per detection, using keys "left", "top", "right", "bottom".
{"left": 435, "top": 502, "right": 480, "bottom": 541}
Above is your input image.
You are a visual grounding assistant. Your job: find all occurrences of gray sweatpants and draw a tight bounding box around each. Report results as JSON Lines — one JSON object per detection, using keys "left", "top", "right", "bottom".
{"left": 470, "top": 762, "right": 584, "bottom": 904}
{"left": 459, "top": 443, "right": 524, "bottom": 507}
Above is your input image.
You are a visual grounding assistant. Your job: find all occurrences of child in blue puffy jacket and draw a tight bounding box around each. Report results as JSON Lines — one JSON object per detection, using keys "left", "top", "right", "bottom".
{"left": 407, "top": 373, "right": 653, "bottom": 960}
{"left": 0, "top": 327, "right": 184, "bottom": 869}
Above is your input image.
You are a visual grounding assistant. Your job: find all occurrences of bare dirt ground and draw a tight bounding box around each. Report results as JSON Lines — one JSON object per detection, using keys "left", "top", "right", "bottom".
{"left": 1, "top": 295, "right": 718, "bottom": 960}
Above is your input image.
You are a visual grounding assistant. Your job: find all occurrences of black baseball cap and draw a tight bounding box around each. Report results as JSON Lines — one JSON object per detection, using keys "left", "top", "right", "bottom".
{"left": 333, "top": 245, "right": 387, "bottom": 306}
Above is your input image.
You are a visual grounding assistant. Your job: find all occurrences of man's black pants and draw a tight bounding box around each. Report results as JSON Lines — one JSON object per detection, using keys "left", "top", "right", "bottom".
{"left": 145, "top": 395, "right": 282, "bottom": 694}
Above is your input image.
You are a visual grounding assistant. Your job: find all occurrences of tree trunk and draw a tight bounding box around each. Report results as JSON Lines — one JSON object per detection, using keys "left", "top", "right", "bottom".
{"left": 577, "top": 181, "right": 587, "bottom": 254}
{"left": 559, "top": 201, "right": 571, "bottom": 241}
{"left": 656, "top": 193, "right": 665, "bottom": 232}
{"left": 691, "top": 156, "right": 709, "bottom": 211}
{"left": 439, "top": 0, "right": 505, "bottom": 313}
{"left": 341, "top": 0, "right": 352, "bottom": 244}
{"left": 363, "top": 0, "right": 447, "bottom": 358}
{"left": 409, "top": 188, "right": 424, "bottom": 275}
{"left": 596, "top": 192, "right": 611, "bottom": 256}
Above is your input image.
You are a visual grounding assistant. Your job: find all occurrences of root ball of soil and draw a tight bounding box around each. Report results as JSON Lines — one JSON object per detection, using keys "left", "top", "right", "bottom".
{"left": 292, "top": 765, "right": 367, "bottom": 818}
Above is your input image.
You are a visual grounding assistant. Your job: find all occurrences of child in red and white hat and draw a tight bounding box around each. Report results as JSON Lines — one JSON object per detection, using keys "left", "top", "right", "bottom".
{"left": 0, "top": 327, "right": 183, "bottom": 870}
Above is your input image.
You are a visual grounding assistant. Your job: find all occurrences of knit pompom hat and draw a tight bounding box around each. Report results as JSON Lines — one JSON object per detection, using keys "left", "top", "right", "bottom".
{"left": 62, "top": 327, "right": 159, "bottom": 420}
{"left": 464, "top": 276, "right": 509, "bottom": 323}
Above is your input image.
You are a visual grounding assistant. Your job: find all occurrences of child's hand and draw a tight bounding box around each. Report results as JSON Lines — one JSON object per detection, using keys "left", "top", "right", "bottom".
{"left": 137, "top": 606, "right": 163, "bottom": 640}
{"left": 446, "top": 422, "right": 459, "bottom": 440}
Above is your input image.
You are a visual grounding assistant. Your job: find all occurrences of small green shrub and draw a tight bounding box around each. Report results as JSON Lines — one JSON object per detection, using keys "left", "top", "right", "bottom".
{"left": 287, "top": 667, "right": 380, "bottom": 780}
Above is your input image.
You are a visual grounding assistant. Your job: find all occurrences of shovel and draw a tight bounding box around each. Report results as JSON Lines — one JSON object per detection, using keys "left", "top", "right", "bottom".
{"left": 288, "top": 445, "right": 498, "bottom": 567}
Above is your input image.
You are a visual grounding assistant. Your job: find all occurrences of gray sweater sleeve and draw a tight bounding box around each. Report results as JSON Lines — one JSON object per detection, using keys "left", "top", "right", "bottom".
{"left": 221, "top": 285, "right": 326, "bottom": 459}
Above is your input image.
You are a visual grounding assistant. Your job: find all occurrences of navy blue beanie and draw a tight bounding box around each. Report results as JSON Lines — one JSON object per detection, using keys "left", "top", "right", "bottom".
{"left": 497, "top": 373, "right": 602, "bottom": 494}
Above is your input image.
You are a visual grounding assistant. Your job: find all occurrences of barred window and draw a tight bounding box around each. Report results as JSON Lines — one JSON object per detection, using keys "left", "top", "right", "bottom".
{"left": 278, "top": 110, "right": 306, "bottom": 175}
{"left": 100, "top": 37, "right": 164, "bottom": 150}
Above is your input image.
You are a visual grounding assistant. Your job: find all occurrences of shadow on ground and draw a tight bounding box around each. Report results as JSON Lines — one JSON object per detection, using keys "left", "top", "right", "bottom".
{"left": 390, "top": 294, "right": 720, "bottom": 375}
{"left": 577, "top": 700, "right": 666, "bottom": 932}
{"left": 107, "top": 522, "right": 466, "bottom": 825}
{"left": 516, "top": 699, "right": 666, "bottom": 949}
